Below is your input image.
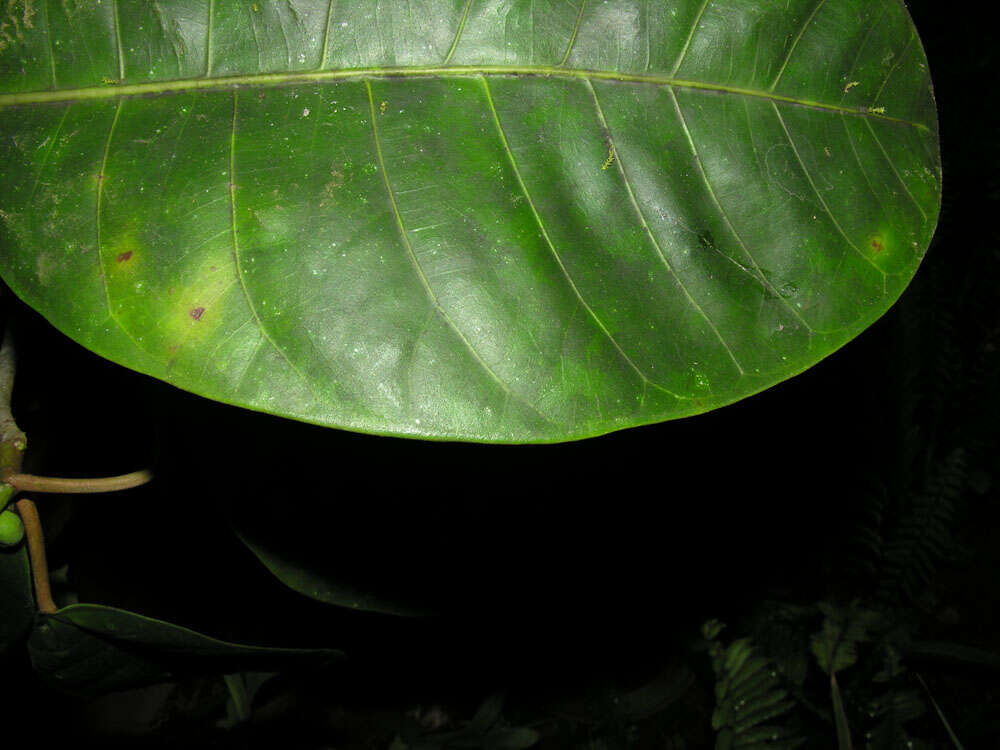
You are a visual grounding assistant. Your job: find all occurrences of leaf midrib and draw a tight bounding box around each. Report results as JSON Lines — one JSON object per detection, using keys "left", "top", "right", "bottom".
{"left": 0, "top": 65, "right": 929, "bottom": 131}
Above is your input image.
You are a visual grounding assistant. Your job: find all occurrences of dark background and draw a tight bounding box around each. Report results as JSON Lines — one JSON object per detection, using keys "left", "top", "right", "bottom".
{"left": 2, "top": 0, "right": 997, "bottom": 745}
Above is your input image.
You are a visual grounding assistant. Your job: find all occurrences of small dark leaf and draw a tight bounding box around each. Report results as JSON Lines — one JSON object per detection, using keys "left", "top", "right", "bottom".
{"left": 614, "top": 667, "right": 695, "bottom": 721}
{"left": 27, "top": 603, "right": 342, "bottom": 695}
{"left": 811, "top": 602, "right": 882, "bottom": 675}
{"left": 232, "top": 523, "right": 428, "bottom": 616}
{"left": 468, "top": 692, "right": 507, "bottom": 733}
{"left": 484, "top": 727, "right": 540, "bottom": 750}
{"left": 0, "top": 545, "right": 34, "bottom": 655}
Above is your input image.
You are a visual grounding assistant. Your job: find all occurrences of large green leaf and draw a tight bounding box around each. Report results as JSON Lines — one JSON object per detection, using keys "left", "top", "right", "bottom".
{"left": 27, "top": 602, "right": 342, "bottom": 694}
{"left": 0, "top": 0, "right": 940, "bottom": 442}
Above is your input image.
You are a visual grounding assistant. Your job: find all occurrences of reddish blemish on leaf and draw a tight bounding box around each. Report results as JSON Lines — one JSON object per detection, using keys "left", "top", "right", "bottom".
{"left": 871, "top": 238, "right": 885, "bottom": 254}
{"left": 189, "top": 307, "right": 206, "bottom": 321}
{"left": 117, "top": 251, "right": 133, "bottom": 263}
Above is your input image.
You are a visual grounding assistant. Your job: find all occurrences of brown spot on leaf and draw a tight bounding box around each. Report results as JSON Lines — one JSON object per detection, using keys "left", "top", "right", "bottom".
{"left": 189, "top": 307, "right": 205, "bottom": 321}
{"left": 117, "top": 251, "right": 133, "bottom": 263}
{"left": 871, "top": 238, "right": 884, "bottom": 254}
{"left": 321, "top": 168, "right": 347, "bottom": 207}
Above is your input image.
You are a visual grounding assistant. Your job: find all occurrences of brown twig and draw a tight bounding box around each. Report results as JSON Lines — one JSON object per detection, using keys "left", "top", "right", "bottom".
{"left": 4, "top": 469, "right": 154, "bottom": 494}
{"left": 1, "top": 327, "right": 151, "bottom": 616}
{"left": 15, "top": 498, "right": 57, "bottom": 614}
{"left": 1, "top": 331, "right": 53, "bottom": 614}
{"left": 0, "top": 328, "right": 26, "bottom": 475}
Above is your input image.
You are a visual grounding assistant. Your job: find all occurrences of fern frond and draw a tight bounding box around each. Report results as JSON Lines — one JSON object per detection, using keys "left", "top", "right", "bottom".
{"left": 864, "top": 689, "right": 926, "bottom": 750}
{"left": 748, "top": 604, "right": 814, "bottom": 688}
{"left": 839, "top": 484, "right": 889, "bottom": 590}
{"left": 811, "top": 603, "right": 882, "bottom": 675}
{"left": 876, "top": 449, "right": 966, "bottom": 604}
{"left": 704, "top": 625, "right": 804, "bottom": 750}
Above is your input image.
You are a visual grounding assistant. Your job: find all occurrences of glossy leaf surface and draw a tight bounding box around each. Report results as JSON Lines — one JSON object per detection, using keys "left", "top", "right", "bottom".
{"left": 0, "top": 0, "right": 940, "bottom": 442}
{"left": 27, "top": 603, "right": 342, "bottom": 694}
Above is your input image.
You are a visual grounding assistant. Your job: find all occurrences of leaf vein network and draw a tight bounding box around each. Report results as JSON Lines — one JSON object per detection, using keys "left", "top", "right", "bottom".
{"left": 669, "top": 86, "right": 817, "bottom": 336}
{"left": 769, "top": 0, "right": 829, "bottom": 92}
{"left": 443, "top": 0, "right": 474, "bottom": 65}
{"left": 771, "top": 102, "right": 887, "bottom": 288}
{"left": 587, "top": 79, "right": 746, "bottom": 377}
{"left": 480, "top": 75, "right": 684, "bottom": 401}
{"left": 0, "top": 69, "right": 931, "bottom": 132}
{"left": 94, "top": 99, "right": 148, "bottom": 358}
{"left": 558, "top": 0, "right": 587, "bottom": 67}
{"left": 363, "top": 79, "right": 553, "bottom": 425}
{"left": 671, "top": 0, "right": 711, "bottom": 77}
{"left": 226, "top": 90, "right": 326, "bottom": 406}
{"left": 863, "top": 114, "right": 927, "bottom": 223}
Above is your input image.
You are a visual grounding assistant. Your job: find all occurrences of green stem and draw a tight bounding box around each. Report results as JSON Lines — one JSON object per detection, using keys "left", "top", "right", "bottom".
{"left": 3, "top": 469, "right": 153, "bottom": 494}
{"left": 915, "top": 673, "right": 966, "bottom": 749}
{"left": 831, "top": 672, "right": 853, "bottom": 750}
{"left": 16, "top": 498, "right": 57, "bottom": 614}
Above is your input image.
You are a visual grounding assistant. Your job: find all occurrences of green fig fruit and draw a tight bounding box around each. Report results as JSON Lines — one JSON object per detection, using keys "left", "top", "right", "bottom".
{"left": 0, "top": 508, "right": 24, "bottom": 547}
{"left": 0, "top": 483, "right": 13, "bottom": 512}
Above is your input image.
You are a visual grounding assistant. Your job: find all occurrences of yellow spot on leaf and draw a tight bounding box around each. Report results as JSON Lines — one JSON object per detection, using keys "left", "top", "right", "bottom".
{"left": 157, "top": 263, "right": 235, "bottom": 356}
{"left": 844, "top": 81, "right": 860, "bottom": 93}
{"left": 379, "top": 100, "right": 387, "bottom": 115}
{"left": 602, "top": 143, "right": 616, "bottom": 170}
{"left": 107, "top": 232, "right": 141, "bottom": 278}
